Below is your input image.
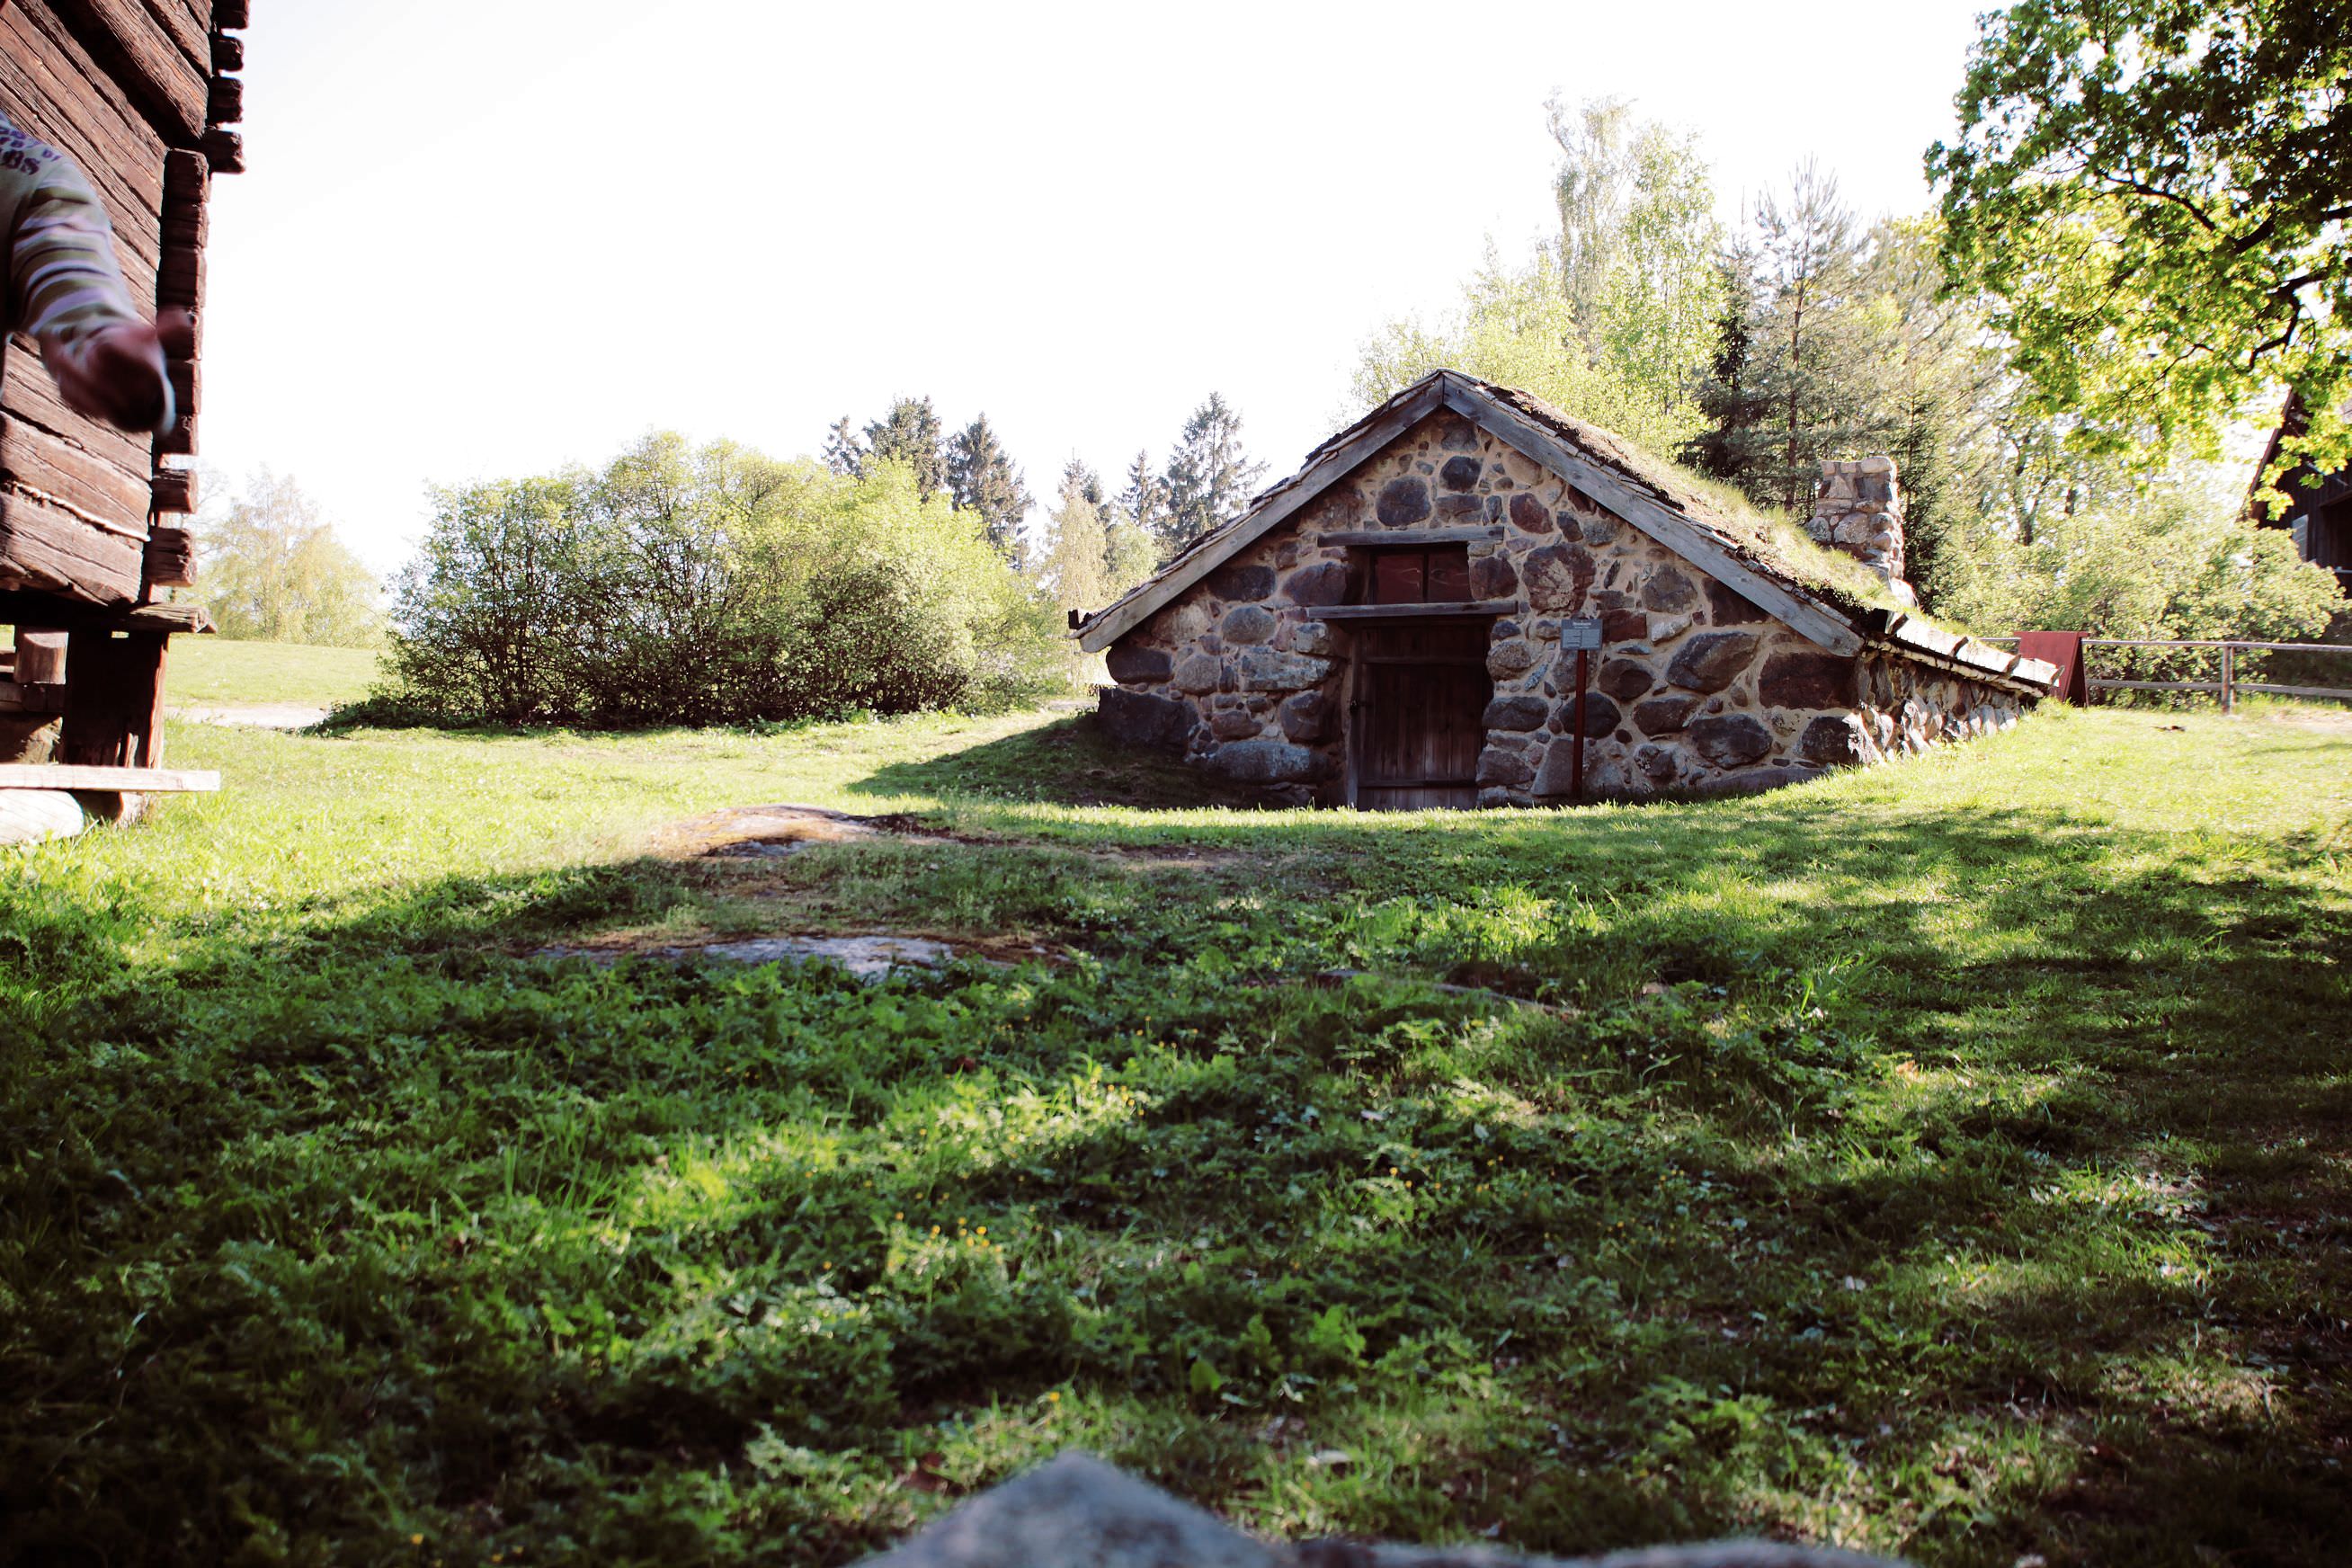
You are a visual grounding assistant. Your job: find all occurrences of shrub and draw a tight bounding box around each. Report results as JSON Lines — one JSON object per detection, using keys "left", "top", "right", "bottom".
{"left": 375, "top": 436, "right": 1063, "bottom": 727}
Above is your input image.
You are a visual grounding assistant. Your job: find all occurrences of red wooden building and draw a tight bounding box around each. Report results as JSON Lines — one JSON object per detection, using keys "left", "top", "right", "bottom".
{"left": 0, "top": 0, "right": 247, "bottom": 789}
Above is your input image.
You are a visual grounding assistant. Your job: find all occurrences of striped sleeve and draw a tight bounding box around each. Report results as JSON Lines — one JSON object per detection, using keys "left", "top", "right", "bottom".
{"left": 0, "top": 114, "right": 145, "bottom": 355}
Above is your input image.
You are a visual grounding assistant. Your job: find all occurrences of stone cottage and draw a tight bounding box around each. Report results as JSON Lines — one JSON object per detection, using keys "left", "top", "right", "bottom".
{"left": 1074, "top": 370, "right": 2058, "bottom": 809}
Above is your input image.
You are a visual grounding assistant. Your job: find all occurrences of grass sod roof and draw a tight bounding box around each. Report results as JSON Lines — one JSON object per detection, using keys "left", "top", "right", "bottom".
{"left": 1077, "top": 370, "right": 2056, "bottom": 695}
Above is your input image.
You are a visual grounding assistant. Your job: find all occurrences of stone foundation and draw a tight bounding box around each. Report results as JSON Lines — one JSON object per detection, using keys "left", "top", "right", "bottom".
{"left": 1098, "top": 413, "right": 2033, "bottom": 806}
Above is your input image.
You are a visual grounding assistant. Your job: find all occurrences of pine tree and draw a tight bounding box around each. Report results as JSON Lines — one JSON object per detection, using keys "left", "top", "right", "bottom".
{"left": 862, "top": 396, "right": 947, "bottom": 499}
{"left": 823, "top": 417, "right": 864, "bottom": 477}
{"left": 946, "top": 414, "right": 1032, "bottom": 557}
{"left": 1117, "top": 450, "right": 1166, "bottom": 550}
{"left": 1159, "top": 394, "right": 1267, "bottom": 554}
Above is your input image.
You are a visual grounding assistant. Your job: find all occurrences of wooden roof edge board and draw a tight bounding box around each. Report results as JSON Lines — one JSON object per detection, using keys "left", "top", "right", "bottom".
{"left": 1434, "top": 379, "right": 1867, "bottom": 658}
{"left": 1875, "top": 613, "right": 2061, "bottom": 690}
{"left": 0, "top": 762, "right": 218, "bottom": 791}
{"left": 1074, "top": 380, "right": 1447, "bottom": 652}
{"left": 1319, "top": 526, "right": 1502, "bottom": 546}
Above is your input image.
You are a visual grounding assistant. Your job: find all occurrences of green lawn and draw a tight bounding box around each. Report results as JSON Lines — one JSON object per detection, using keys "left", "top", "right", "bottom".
{"left": 2, "top": 703, "right": 2347, "bottom": 1566}
{"left": 163, "top": 636, "right": 383, "bottom": 708}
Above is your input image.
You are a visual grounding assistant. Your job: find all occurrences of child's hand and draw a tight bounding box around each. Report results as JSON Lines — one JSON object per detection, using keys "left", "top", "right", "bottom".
{"left": 50, "top": 307, "right": 194, "bottom": 434}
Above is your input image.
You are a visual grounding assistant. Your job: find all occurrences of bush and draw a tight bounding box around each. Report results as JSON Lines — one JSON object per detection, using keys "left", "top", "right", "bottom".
{"left": 377, "top": 436, "right": 1063, "bottom": 727}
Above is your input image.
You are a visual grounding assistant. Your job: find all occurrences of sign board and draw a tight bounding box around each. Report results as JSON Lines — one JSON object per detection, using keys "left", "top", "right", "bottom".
{"left": 1562, "top": 616, "right": 1604, "bottom": 651}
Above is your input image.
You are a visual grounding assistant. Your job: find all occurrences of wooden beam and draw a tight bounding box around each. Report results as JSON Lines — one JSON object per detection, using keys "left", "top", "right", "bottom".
{"left": 12, "top": 629, "right": 67, "bottom": 683}
{"left": 1435, "top": 378, "right": 1867, "bottom": 658}
{"left": 200, "top": 126, "right": 243, "bottom": 172}
{"left": 0, "top": 591, "right": 211, "bottom": 634}
{"left": 59, "top": 627, "right": 169, "bottom": 768}
{"left": 211, "top": 33, "right": 245, "bottom": 71}
{"left": 206, "top": 74, "right": 242, "bottom": 124}
{"left": 143, "top": 524, "right": 196, "bottom": 588}
{"left": 1301, "top": 601, "right": 1516, "bottom": 623}
{"left": 0, "top": 762, "right": 218, "bottom": 791}
{"left": 46, "top": 0, "right": 209, "bottom": 143}
{"left": 149, "top": 468, "right": 197, "bottom": 513}
{"left": 1076, "top": 380, "right": 1446, "bottom": 653}
{"left": 215, "top": 1, "right": 251, "bottom": 29}
{"left": 0, "top": 678, "right": 69, "bottom": 715}
{"left": 1319, "top": 526, "right": 1501, "bottom": 547}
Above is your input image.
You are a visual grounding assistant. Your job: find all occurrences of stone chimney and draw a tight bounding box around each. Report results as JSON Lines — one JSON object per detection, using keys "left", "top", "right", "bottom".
{"left": 1806, "top": 456, "right": 1916, "bottom": 607}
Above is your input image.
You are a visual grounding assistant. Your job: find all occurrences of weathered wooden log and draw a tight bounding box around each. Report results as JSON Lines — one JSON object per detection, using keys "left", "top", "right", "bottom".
{"left": 206, "top": 74, "right": 241, "bottom": 124}
{"left": 199, "top": 126, "right": 242, "bottom": 172}
{"left": 0, "top": 788, "right": 84, "bottom": 846}
{"left": 216, "top": 1, "right": 252, "bottom": 31}
{"left": 143, "top": 525, "right": 196, "bottom": 587}
{"left": 0, "top": 762, "right": 218, "bottom": 791}
{"left": 0, "top": 485, "right": 146, "bottom": 601}
{"left": 157, "top": 236, "right": 205, "bottom": 311}
{"left": 58, "top": 627, "right": 168, "bottom": 768}
{"left": 0, "top": 678, "right": 70, "bottom": 714}
{"left": 149, "top": 468, "right": 197, "bottom": 514}
{"left": 166, "top": 356, "right": 198, "bottom": 418}
{"left": 13, "top": 629, "right": 67, "bottom": 684}
{"left": 43, "top": 0, "right": 209, "bottom": 144}
{"left": 211, "top": 33, "right": 245, "bottom": 72}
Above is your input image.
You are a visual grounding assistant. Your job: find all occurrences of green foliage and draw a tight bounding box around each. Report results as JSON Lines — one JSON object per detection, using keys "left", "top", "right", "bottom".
{"left": 860, "top": 396, "right": 950, "bottom": 500}
{"left": 946, "top": 414, "right": 1032, "bottom": 557}
{"left": 1356, "top": 102, "right": 1723, "bottom": 459}
{"left": 1, "top": 702, "right": 2348, "bottom": 1563}
{"left": 379, "top": 436, "right": 1062, "bottom": 727}
{"left": 1160, "top": 394, "right": 1268, "bottom": 553}
{"left": 197, "top": 468, "right": 385, "bottom": 647}
{"left": 1929, "top": 0, "right": 2352, "bottom": 485}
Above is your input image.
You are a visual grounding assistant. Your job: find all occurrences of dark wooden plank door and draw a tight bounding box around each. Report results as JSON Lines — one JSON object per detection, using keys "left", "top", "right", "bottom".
{"left": 1354, "top": 625, "right": 1491, "bottom": 811}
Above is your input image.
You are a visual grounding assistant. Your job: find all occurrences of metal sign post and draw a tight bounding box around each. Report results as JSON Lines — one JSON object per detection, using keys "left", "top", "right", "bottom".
{"left": 1563, "top": 617, "right": 1603, "bottom": 803}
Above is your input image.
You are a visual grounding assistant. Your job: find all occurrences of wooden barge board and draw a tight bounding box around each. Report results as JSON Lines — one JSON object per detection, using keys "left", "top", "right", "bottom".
{"left": 0, "top": 762, "right": 218, "bottom": 791}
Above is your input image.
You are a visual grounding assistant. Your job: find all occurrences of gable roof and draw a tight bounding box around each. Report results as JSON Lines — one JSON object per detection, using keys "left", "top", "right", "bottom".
{"left": 1075, "top": 370, "right": 2057, "bottom": 696}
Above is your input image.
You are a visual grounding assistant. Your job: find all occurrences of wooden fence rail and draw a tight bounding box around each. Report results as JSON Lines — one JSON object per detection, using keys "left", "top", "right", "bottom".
{"left": 1969, "top": 636, "right": 2352, "bottom": 711}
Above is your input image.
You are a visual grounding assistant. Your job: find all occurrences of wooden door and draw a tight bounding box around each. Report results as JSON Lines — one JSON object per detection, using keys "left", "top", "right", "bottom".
{"left": 1352, "top": 624, "right": 1492, "bottom": 811}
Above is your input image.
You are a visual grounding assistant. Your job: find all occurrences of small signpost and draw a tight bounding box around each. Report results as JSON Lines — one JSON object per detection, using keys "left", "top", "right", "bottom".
{"left": 1563, "top": 617, "right": 1603, "bottom": 801}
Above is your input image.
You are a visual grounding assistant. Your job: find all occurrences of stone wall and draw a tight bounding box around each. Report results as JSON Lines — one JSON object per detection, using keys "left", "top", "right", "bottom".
{"left": 1806, "top": 456, "right": 1914, "bottom": 606}
{"left": 1098, "top": 413, "right": 2031, "bottom": 806}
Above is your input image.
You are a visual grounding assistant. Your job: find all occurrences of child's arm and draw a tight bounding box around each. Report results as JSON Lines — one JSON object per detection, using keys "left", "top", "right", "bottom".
{"left": 2, "top": 115, "right": 183, "bottom": 433}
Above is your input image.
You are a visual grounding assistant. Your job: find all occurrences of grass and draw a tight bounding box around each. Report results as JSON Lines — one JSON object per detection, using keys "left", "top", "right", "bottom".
{"left": 2, "top": 701, "right": 2348, "bottom": 1566}
{"left": 160, "top": 636, "right": 383, "bottom": 708}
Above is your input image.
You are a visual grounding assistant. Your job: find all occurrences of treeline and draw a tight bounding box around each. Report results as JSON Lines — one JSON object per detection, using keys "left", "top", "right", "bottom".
{"left": 375, "top": 435, "right": 1064, "bottom": 727}
{"left": 1355, "top": 88, "right": 2341, "bottom": 645}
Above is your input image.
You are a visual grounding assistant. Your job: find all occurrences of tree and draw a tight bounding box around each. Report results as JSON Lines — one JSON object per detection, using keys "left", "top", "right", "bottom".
{"left": 201, "top": 469, "right": 384, "bottom": 646}
{"left": 861, "top": 396, "right": 947, "bottom": 499}
{"left": 1690, "top": 165, "right": 1904, "bottom": 513}
{"left": 1547, "top": 96, "right": 1726, "bottom": 418}
{"left": 823, "top": 417, "right": 863, "bottom": 477}
{"left": 1036, "top": 459, "right": 1112, "bottom": 617}
{"left": 1159, "top": 394, "right": 1267, "bottom": 553}
{"left": 1929, "top": 0, "right": 2352, "bottom": 489}
{"left": 1117, "top": 450, "right": 1167, "bottom": 552}
{"left": 945, "top": 414, "right": 1032, "bottom": 557}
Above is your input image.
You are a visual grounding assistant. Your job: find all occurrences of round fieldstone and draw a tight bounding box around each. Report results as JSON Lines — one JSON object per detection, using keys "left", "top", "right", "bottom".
{"left": 1688, "top": 713, "right": 1773, "bottom": 768}
{"left": 1635, "top": 744, "right": 1679, "bottom": 783}
{"left": 1602, "top": 608, "right": 1649, "bottom": 643}
{"left": 1641, "top": 565, "right": 1700, "bottom": 613}
{"left": 1633, "top": 694, "right": 1699, "bottom": 735}
{"left": 1279, "top": 690, "right": 1333, "bottom": 743}
{"left": 1665, "top": 631, "right": 1761, "bottom": 694}
{"left": 1800, "top": 713, "right": 1868, "bottom": 764}
{"left": 1105, "top": 643, "right": 1171, "bottom": 684}
{"left": 1222, "top": 604, "right": 1277, "bottom": 645}
{"left": 1235, "top": 647, "right": 1332, "bottom": 692}
{"left": 1470, "top": 553, "right": 1519, "bottom": 599}
{"left": 1289, "top": 620, "right": 1333, "bottom": 657}
{"left": 1547, "top": 691, "right": 1622, "bottom": 738}
{"left": 1597, "top": 658, "right": 1654, "bottom": 701}
{"left": 1475, "top": 745, "right": 1537, "bottom": 788}
{"left": 1172, "top": 653, "right": 1221, "bottom": 695}
{"left": 1521, "top": 542, "right": 1596, "bottom": 611}
{"left": 1376, "top": 478, "right": 1430, "bottom": 528}
{"left": 1097, "top": 689, "right": 1195, "bottom": 751}
{"left": 1439, "top": 455, "right": 1482, "bottom": 492}
{"left": 1435, "top": 494, "right": 1482, "bottom": 519}
{"left": 1214, "top": 738, "right": 1318, "bottom": 783}
{"left": 1207, "top": 563, "right": 1275, "bottom": 601}
{"left": 1483, "top": 694, "right": 1549, "bottom": 731}
{"left": 1435, "top": 414, "right": 1479, "bottom": 450}
{"left": 1487, "top": 639, "right": 1537, "bottom": 678}
{"left": 1580, "top": 512, "right": 1619, "bottom": 547}
{"left": 1285, "top": 560, "right": 1351, "bottom": 607}
{"left": 1760, "top": 651, "right": 1858, "bottom": 709}
{"left": 1508, "top": 493, "right": 1552, "bottom": 532}
{"left": 1210, "top": 707, "right": 1261, "bottom": 740}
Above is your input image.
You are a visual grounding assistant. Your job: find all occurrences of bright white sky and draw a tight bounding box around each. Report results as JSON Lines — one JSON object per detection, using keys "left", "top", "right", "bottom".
{"left": 200, "top": 0, "right": 1993, "bottom": 571}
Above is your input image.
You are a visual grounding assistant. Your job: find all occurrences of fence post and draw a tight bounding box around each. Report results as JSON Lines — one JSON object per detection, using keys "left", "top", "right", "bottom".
{"left": 2222, "top": 644, "right": 2236, "bottom": 714}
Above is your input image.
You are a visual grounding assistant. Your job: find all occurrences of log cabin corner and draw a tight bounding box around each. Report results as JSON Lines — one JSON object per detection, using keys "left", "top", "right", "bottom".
{"left": 0, "top": 0, "right": 246, "bottom": 831}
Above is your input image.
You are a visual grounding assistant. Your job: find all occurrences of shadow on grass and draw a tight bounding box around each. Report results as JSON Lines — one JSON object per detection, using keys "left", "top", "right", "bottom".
{"left": 2, "top": 723, "right": 2348, "bottom": 1566}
